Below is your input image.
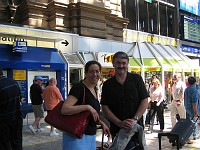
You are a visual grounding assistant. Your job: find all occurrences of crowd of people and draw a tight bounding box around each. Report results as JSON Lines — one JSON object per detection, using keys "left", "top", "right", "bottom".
{"left": 0, "top": 51, "right": 200, "bottom": 150}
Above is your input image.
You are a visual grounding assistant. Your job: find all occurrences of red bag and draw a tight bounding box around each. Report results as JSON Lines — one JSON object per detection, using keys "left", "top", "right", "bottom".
{"left": 45, "top": 86, "right": 91, "bottom": 139}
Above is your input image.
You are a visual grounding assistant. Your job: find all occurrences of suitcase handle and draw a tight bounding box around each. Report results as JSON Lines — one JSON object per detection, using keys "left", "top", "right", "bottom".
{"left": 192, "top": 116, "right": 199, "bottom": 123}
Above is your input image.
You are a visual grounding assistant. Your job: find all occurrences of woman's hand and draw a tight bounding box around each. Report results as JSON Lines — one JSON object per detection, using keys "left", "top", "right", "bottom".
{"left": 87, "top": 105, "right": 99, "bottom": 122}
{"left": 100, "top": 121, "right": 111, "bottom": 141}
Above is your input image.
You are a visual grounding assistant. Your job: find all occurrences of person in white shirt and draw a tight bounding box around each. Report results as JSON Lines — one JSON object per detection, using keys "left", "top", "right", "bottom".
{"left": 147, "top": 78, "right": 165, "bottom": 133}
{"left": 171, "top": 73, "right": 186, "bottom": 127}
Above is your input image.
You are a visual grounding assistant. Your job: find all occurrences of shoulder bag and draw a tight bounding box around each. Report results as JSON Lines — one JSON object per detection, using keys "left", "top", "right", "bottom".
{"left": 44, "top": 86, "right": 91, "bottom": 138}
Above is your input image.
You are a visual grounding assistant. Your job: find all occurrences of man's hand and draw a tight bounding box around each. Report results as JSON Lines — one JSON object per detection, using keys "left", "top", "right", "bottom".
{"left": 120, "top": 119, "right": 137, "bottom": 130}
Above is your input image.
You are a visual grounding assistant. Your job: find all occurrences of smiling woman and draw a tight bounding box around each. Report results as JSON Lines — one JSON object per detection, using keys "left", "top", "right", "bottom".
{"left": 61, "top": 60, "right": 111, "bottom": 150}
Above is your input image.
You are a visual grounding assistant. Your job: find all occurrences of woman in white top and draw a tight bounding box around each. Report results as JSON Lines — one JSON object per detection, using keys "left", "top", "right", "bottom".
{"left": 148, "top": 78, "right": 165, "bottom": 133}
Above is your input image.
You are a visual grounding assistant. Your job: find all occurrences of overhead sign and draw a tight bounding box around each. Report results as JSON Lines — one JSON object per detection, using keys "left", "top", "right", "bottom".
{"left": 13, "top": 41, "right": 28, "bottom": 53}
{"left": 61, "top": 40, "right": 69, "bottom": 46}
{"left": 98, "top": 52, "right": 114, "bottom": 67}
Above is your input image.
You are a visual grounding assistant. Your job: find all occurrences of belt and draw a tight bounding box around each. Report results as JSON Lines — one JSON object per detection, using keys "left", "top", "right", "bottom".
{"left": 173, "top": 99, "right": 180, "bottom": 102}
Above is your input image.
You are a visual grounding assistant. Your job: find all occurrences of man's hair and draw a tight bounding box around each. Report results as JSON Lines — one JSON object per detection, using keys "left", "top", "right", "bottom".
{"left": 188, "top": 76, "right": 196, "bottom": 85}
{"left": 49, "top": 78, "right": 56, "bottom": 84}
{"left": 112, "top": 51, "right": 129, "bottom": 63}
{"left": 0, "top": 68, "right": 3, "bottom": 76}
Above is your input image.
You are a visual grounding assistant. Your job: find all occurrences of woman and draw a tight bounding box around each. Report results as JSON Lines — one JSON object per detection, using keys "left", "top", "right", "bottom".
{"left": 61, "top": 60, "right": 111, "bottom": 150}
{"left": 147, "top": 78, "right": 164, "bottom": 133}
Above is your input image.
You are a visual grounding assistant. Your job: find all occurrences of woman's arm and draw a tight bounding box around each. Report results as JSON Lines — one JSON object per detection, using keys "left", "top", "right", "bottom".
{"left": 61, "top": 95, "right": 100, "bottom": 121}
{"left": 98, "top": 119, "right": 111, "bottom": 140}
{"left": 61, "top": 95, "right": 92, "bottom": 115}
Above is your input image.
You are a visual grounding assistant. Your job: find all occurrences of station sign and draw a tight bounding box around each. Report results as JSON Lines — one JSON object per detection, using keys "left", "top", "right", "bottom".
{"left": 123, "top": 29, "right": 177, "bottom": 46}
{"left": 13, "top": 41, "right": 28, "bottom": 53}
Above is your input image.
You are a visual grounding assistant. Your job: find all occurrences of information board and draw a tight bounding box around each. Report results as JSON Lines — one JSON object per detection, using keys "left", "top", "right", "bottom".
{"left": 182, "top": 16, "right": 200, "bottom": 43}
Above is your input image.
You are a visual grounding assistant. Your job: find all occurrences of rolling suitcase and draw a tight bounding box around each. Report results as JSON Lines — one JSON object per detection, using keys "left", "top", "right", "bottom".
{"left": 167, "top": 118, "right": 195, "bottom": 147}
{"left": 158, "top": 118, "right": 198, "bottom": 150}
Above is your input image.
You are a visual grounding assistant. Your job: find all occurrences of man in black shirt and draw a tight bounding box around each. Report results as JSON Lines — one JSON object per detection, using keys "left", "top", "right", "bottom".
{"left": 101, "top": 52, "right": 149, "bottom": 149}
{"left": 29, "top": 76, "right": 44, "bottom": 134}
{"left": 0, "top": 68, "right": 23, "bottom": 150}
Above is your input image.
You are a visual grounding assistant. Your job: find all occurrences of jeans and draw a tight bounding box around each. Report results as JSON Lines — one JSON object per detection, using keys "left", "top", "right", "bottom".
{"left": 109, "top": 123, "right": 147, "bottom": 150}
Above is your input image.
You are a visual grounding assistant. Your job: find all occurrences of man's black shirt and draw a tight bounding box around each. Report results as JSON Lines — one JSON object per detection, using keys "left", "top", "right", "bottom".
{"left": 30, "top": 83, "right": 43, "bottom": 105}
{"left": 101, "top": 72, "right": 149, "bottom": 136}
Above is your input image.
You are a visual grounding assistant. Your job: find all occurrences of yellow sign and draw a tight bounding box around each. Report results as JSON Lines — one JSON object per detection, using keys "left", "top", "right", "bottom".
{"left": 13, "top": 70, "right": 26, "bottom": 80}
{"left": 131, "top": 68, "right": 141, "bottom": 72}
{"left": 144, "top": 68, "right": 161, "bottom": 72}
{"left": 103, "top": 54, "right": 114, "bottom": 63}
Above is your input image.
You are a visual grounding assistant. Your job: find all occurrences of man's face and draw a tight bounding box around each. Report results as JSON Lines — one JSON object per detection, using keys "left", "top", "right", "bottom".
{"left": 173, "top": 75, "right": 180, "bottom": 83}
{"left": 113, "top": 58, "right": 128, "bottom": 75}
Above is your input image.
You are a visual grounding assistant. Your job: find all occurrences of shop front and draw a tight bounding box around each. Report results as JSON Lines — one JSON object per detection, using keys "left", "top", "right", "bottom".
{"left": 0, "top": 44, "right": 66, "bottom": 115}
{"left": 127, "top": 42, "right": 196, "bottom": 99}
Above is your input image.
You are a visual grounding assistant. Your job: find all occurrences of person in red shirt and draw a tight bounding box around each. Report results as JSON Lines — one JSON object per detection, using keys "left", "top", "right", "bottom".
{"left": 43, "top": 78, "right": 64, "bottom": 136}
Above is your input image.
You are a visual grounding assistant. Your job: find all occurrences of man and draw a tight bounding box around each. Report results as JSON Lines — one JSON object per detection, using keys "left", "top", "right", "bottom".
{"left": 0, "top": 68, "right": 23, "bottom": 150}
{"left": 43, "top": 78, "right": 64, "bottom": 136}
{"left": 29, "top": 76, "right": 44, "bottom": 134}
{"left": 184, "top": 76, "right": 199, "bottom": 140}
{"left": 171, "top": 73, "right": 186, "bottom": 128}
{"left": 101, "top": 51, "right": 149, "bottom": 149}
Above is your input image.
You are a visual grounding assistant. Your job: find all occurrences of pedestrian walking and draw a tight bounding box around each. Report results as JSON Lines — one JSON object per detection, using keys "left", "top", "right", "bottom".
{"left": 43, "top": 78, "right": 64, "bottom": 136}
{"left": 29, "top": 76, "right": 44, "bottom": 134}
{"left": 147, "top": 78, "right": 165, "bottom": 134}
{"left": 171, "top": 73, "right": 186, "bottom": 127}
{"left": 184, "top": 76, "right": 199, "bottom": 140}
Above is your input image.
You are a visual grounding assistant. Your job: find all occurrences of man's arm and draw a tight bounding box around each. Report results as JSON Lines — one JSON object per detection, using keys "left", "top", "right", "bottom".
{"left": 134, "top": 98, "right": 148, "bottom": 120}
{"left": 192, "top": 103, "right": 198, "bottom": 117}
{"left": 102, "top": 105, "right": 122, "bottom": 128}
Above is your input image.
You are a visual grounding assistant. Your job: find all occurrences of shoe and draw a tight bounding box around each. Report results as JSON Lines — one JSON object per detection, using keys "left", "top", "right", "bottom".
{"left": 186, "top": 140, "right": 193, "bottom": 144}
{"left": 146, "top": 130, "right": 152, "bottom": 134}
{"left": 28, "top": 125, "right": 36, "bottom": 135}
{"left": 36, "top": 128, "right": 44, "bottom": 133}
{"left": 193, "top": 136, "right": 199, "bottom": 140}
{"left": 50, "top": 131, "right": 59, "bottom": 137}
{"left": 159, "top": 129, "right": 164, "bottom": 133}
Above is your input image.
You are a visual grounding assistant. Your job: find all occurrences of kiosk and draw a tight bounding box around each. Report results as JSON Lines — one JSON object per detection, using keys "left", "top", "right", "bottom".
{"left": 0, "top": 44, "right": 66, "bottom": 116}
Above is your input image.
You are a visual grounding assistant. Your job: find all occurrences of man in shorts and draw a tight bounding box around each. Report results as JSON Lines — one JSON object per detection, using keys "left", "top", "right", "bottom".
{"left": 29, "top": 76, "right": 44, "bottom": 134}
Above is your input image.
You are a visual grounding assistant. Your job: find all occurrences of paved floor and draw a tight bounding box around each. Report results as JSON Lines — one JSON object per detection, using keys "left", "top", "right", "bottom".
{"left": 23, "top": 109, "right": 200, "bottom": 150}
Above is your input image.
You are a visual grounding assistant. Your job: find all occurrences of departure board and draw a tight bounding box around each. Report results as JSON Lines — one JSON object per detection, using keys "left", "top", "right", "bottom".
{"left": 182, "top": 15, "right": 200, "bottom": 43}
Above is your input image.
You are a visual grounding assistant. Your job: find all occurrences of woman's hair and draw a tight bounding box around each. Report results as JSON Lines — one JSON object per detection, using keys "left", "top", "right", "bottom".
{"left": 152, "top": 78, "right": 160, "bottom": 85}
{"left": 85, "top": 60, "right": 102, "bottom": 73}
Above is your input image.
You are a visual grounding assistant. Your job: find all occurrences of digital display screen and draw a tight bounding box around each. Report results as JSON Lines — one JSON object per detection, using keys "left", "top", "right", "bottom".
{"left": 180, "top": 0, "right": 200, "bottom": 16}
{"left": 182, "top": 15, "right": 200, "bottom": 43}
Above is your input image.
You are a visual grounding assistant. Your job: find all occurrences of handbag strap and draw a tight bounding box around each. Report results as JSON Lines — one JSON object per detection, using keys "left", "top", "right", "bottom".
{"left": 82, "top": 85, "right": 86, "bottom": 105}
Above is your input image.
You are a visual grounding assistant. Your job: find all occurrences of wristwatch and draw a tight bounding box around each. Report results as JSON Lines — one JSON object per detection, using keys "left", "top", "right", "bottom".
{"left": 133, "top": 115, "right": 139, "bottom": 121}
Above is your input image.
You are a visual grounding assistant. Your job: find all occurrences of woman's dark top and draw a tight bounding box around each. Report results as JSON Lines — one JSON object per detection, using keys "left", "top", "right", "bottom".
{"left": 101, "top": 72, "right": 149, "bottom": 136}
{"left": 69, "top": 82, "right": 100, "bottom": 135}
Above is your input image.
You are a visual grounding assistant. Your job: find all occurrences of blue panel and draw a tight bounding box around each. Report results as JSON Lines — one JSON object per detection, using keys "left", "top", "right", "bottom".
{"left": 0, "top": 44, "right": 67, "bottom": 69}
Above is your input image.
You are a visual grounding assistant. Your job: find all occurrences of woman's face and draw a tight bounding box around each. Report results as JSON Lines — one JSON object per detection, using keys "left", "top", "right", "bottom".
{"left": 153, "top": 81, "right": 159, "bottom": 87}
{"left": 85, "top": 64, "right": 101, "bottom": 85}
